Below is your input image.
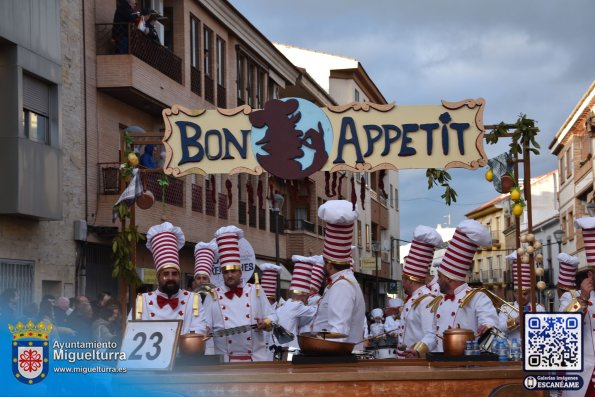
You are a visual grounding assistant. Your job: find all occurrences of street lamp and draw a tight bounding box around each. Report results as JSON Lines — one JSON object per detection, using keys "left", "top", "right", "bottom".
{"left": 270, "top": 193, "right": 284, "bottom": 300}
{"left": 553, "top": 229, "right": 564, "bottom": 254}
{"left": 372, "top": 240, "right": 381, "bottom": 307}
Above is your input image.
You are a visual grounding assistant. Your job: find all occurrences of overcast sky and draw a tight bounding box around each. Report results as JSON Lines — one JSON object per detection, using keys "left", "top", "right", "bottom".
{"left": 229, "top": 0, "right": 595, "bottom": 240}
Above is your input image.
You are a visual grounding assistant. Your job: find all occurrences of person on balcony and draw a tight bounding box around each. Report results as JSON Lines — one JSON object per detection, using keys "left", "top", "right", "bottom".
{"left": 112, "top": 0, "right": 139, "bottom": 54}
{"left": 145, "top": 12, "right": 161, "bottom": 45}
{"left": 140, "top": 144, "right": 158, "bottom": 169}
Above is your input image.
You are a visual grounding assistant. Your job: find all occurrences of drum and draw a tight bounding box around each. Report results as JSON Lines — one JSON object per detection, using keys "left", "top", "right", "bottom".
{"left": 373, "top": 347, "right": 397, "bottom": 359}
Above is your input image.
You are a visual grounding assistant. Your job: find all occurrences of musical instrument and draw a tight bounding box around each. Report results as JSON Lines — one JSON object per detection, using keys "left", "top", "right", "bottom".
{"left": 461, "top": 287, "right": 520, "bottom": 329}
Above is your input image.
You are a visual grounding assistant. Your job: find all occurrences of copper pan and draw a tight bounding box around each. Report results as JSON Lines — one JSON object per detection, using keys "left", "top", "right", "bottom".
{"left": 178, "top": 332, "right": 206, "bottom": 357}
{"left": 298, "top": 332, "right": 355, "bottom": 355}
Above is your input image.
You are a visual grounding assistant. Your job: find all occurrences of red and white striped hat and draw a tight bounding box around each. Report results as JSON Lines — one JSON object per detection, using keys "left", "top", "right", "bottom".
{"left": 318, "top": 200, "right": 358, "bottom": 265}
{"left": 309, "top": 255, "right": 325, "bottom": 293}
{"left": 576, "top": 217, "right": 595, "bottom": 267}
{"left": 507, "top": 253, "right": 531, "bottom": 290}
{"left": 214, "top": 225, "right": 244, "bottom": 271}
{"left": 291, "top": 255, "right": 317, "bottom": 295}
{"left": 258, "top": 263, "right": 281, "bottom": 298}
{"left": 403, "top": 225, "right": 443, "bottom": 283}
{"left": 556, "top": 253, "right": 580, "bottom": 291}
{"left": 146, "top": 222, "right": 185, "bottom": 274}
{"left": 439, "top": 219, "right": 491, "bottom": 281}
{"left": 194, "top": 240, "right": 218, "bottom": 279}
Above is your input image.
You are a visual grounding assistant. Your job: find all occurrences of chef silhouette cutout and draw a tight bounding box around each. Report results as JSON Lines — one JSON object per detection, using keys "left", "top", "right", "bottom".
{"left": 249, "top": 98, "right": 328, "bottom": 179}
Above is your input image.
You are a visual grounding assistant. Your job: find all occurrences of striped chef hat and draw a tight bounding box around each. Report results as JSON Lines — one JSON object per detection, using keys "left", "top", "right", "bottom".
{"left": 290, "top": 255, "right": 317, "bottom": 295}
{"left": 146, "top": 222, "right": 185, "bottom": 274}
{"left": 557, "top": 253, "right": 580, "bottom": 291}
{"left": 214, "top": 225, "right": 244, "bottom": 271}
{"left": 258, "top": 263, "right": 281, "bottom": 298}
{"left": 309, "top": 255, "right": 325, "bottom": 294}
{"left": 318, "top": 200, "right": 359, "bottom": 265}
{"left": 509, "top": 253, "right": 531, "bottom": 290}
{"left": 576, "top": 217, "right": 595, "bottom": 267}
{"left": 439, "top": 219, "right": 491, "bottom": 281}
{"left": 194, "top": 240, "right": 218, "bottom": 279}
{"left": 403, "top": 225, "right": 443, "bottom": 283}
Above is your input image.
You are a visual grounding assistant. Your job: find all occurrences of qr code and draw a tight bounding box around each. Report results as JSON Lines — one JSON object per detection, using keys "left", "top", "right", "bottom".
{"left": 524, "top": 313, "right": 582, "bottom": 371}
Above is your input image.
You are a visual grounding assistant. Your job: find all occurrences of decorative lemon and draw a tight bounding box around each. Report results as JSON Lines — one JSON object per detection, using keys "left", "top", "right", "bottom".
{"left": 127, "top": 152, "right": 139, "bottom": 167}
{"left": 485, "top": 169, "right": 494, "bottom": 182}
{"left": 535, "top": 267, "right": 544, "bottom": 277}
{"left": 521, "top": 255, "right": 530, "bottom": 264}
{"left": 526, "top": 245, "right": 535, "bottom": 254}
{"left": 526, "top": 233, "right": 535, "bottom": 242}
{"left": 520, "top": 234, "right": 527, "bottom": 243}
{"left": 535, "top": 253, "right": 543, "bottom": 262}
{"left": 512, "top": 203, "right": 524, "bottom": 217}
{"left": 517, "top": 247, "right": 526, "bottom": 256}
{"left": 510, "top": 188, "right": 521, "bottom": 202}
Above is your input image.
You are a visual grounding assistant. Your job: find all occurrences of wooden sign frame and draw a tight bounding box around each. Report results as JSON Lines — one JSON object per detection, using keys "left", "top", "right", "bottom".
{"left": 118, "top": 320, "right": 182, "bottom": 371}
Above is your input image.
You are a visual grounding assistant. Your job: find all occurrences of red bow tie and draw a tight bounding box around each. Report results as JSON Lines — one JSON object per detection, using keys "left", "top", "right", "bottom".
{"left": 225, "top": 288, "right": 243, "bottom": 300}
{"left": 444, "top": 294, "right": 455, "bottom": 301}
{"left": 156, "top": 295, "right": 179, "bottom": 310}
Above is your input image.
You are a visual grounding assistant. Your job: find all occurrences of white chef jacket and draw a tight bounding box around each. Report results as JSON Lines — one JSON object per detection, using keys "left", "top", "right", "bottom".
{"left": 383, "top": 315, "right": 401, "bottom": 337}
{"left": 563, "top": 290, "right": 595, "bottom": 397}
{"left": 427, "top": 275, "right": 440, "bottom": 295}
{"left": 129, "top": 289, "right": 200, "bottom": 335}
{"left": 197, "top": 283, "right": 274, "bottom": 362}
{"left": 400, "top": 285, "right": 436, "bottom": 351}
{"left": 311, "top": 269, "right": 366, "bottom": 344}
{"left": 276, "top": 299, "right": 317, "bottom": 349}
{"left": 559, "top": 290, "right": 580, "bottom": 312}
{"left": 433, "top": 283, "right": 498, "bottom": 352}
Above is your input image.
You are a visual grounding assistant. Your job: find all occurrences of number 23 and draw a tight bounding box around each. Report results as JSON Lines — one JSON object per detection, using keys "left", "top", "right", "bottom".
{"left": 130, "top": 331, "right": 163, "bottom": 360}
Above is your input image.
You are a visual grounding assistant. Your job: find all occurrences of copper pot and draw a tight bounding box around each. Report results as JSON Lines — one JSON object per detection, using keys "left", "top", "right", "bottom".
{"left": 298, "top": 332, "right": 355, "bottom": 356}
{"left": 442, "top": 328, "right": 474, "bottom": 357}
{"left": 178, "top": 333, "right": 206, "bottom": 357}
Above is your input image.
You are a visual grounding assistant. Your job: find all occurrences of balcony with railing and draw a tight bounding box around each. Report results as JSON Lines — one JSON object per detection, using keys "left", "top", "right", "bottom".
{"left": 481, "top": 268, "right": 503, "bottom": 284}
{"left": 286, "top": 219, "right": 316, "bottom": 234}
{"left": 95, "top": 23, "right": 183, "bottom": 116}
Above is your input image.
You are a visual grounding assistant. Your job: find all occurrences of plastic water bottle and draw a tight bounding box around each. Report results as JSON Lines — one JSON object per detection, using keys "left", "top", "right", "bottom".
{"left": 464, "top": 340, "right": 473, "bottom": 356}
{"left": 498, "top": 339, "right": 509, "bottom": 361}
{"left": 472, "top": 340, "right": 480, "bottom": 355}
{"left": 510, "top": 338, "right": 521, "bottom": 361}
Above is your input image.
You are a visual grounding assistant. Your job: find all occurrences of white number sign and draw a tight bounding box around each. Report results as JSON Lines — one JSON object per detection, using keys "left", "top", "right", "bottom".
{"left": 118, "top": 320, "right": 182, "bottom": 370}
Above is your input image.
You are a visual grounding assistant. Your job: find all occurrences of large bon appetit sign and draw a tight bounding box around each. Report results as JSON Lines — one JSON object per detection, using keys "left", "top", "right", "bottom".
{"left": 162, "top": 98, "right": 487, "bottom": 180}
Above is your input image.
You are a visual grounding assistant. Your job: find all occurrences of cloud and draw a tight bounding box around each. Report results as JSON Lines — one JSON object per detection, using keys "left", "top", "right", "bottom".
{"left": 229, "top": 0, "right": 594, "bottom": 238}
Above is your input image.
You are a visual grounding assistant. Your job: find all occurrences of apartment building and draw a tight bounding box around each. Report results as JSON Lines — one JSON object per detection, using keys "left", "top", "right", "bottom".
{"left": 0, "top": 0, "right": 397, "bottom": 313}
{"left": 549, "top": 82, "right": 595, "bottom": 267}
{"left": 0, "top": 0, "right": 84, "bottom": 310}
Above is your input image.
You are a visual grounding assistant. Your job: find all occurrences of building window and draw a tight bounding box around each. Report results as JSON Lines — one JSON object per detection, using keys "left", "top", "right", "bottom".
{"left": 389, "top": 184, "right": 394, "bottom": 208}
{"left": 357, "top": 220, "right": 362, "bottom": 247}
{"left": 559, "top": 157, "right": 565, "bottom": 184}
{"left": 566, "top": 145, "right": 573, "bottom": 178}
{"left": 23, "top": 73, "right": 51, "bottom": 145}
{"left": 247, "top": 62, "right": 254, "bottom": 107}
{"left": 268, "top": 77, "right": 279, "bottom": 100}
{"left": 256, "top": 69, "right": 265, "bottom": 109}
{"left": 190, "top": 15, "right": 201, "bottom": 96}
{"left": 237, "top": 53, "right": 246, "bottom": 103}
{"left": 568, "top": 210, "right": 574, "bottom": 240}
{"left": 354, "top": 89, "right": 360, "bottom": 102}
{"left": 203, "top": 27, "right": 212, "bottom": 78}
{"left": 394, "top": 188, "right": 399, "bottom": 211}
{"left": 216, "top": 36, "right": 225, "bottom": 86}
{"left": 365, "top": 224, "right": 370, "bottom": 251}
